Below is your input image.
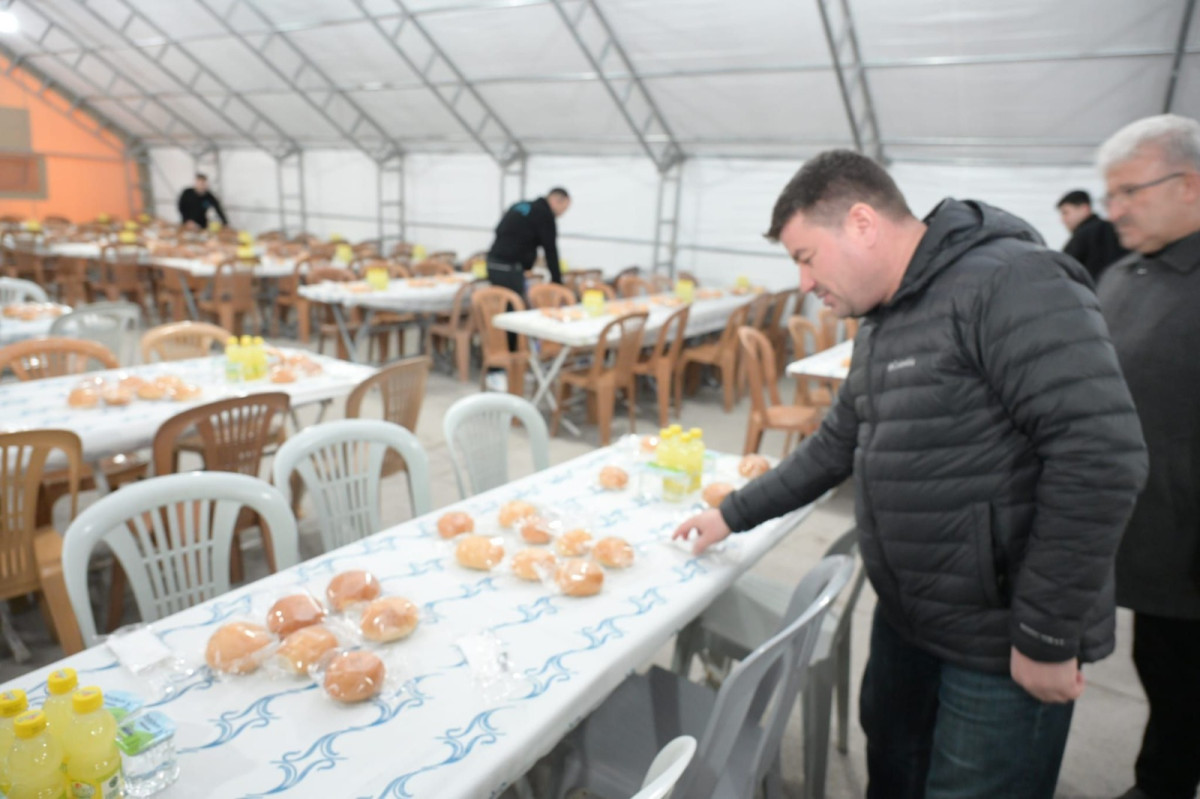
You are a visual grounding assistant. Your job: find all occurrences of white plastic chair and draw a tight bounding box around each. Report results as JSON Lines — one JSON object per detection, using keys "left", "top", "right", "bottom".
{"left": 272, "top": 419, "right": 432, "bottom": 553}
{"left": 551, "top": 555, "right": 854, "bottom": 799}
{"left": 443, "top": 393, "right": 550, "bottom": 499}
{"left": 61, "top": 472, "right": 300, "bottom": 648}
{"left": 0, "top": 276, "right": 48, "bottom": 304}
{"left": 50, "top": 301, "right": 141, "bottom": 365}
{"left": 631, "top": 736, "right": 697, "bottom": 799}
{"left": 672, "top": 528, "right": 868, "bottom": 799}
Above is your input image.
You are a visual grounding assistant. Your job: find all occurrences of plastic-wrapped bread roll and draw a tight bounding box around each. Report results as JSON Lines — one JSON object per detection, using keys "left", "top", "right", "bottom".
{"left": 437, "top": 511, "right": 474, "bottom": 539}
{"left": 266, "top": 594, "right": 327, "bottom": 637}
{"left": 498, "top": 500, "right": 537, "bottom": 528}
{"left": 702, "top": 482, "right": 734, "bottom": 508}
{"left": 555, "top": 558, "right": 604, "bottom": 597}
{"left": 277, "top": 626, "right": 338, "bottom": 674}
{"left": 555, "top": 529, "right": 593, "bottom": 557}
{"left": 456, "top": 535, "right": 505, "bottom": 571}
{"left": 205, "top": 622, "right": 273, "bottom": 675}
{"left": 323, "top": 651, "right": 385, "bottom": 703}
{"left": 738, "top": 454, "right": 771, "bottom": 479}
{"left": 598, "top": 465, "right": 629, "bottom": 490}
{"left": 512, "top": 548, "right": 556, "bottom": 581}
{"left": 360, "top": 597, "right": 419, "bottom": 642}
{"left": 67, "top": 387, "right": 99, "bottom": 409}
{"left": 520, "top": 516, "right": 553, "bottom": 545}
{"left": 593, "top": 537, "right": 635, "bottom": 568}
{"left": 325, "top": 570, "right": 381, "bottom": 611}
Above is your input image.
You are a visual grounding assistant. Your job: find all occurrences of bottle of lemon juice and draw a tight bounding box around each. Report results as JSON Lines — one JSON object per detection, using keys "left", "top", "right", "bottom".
{"left": 63, "top": 688, "right": 123, "bottom": 799}
{"left": 7, "top": 710, "right": 66, "bottom": 799}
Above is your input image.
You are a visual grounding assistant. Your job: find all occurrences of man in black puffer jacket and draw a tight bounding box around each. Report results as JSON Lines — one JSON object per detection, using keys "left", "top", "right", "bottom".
{"left": 674, "top": 151, "right": 1148, "bottom": 798}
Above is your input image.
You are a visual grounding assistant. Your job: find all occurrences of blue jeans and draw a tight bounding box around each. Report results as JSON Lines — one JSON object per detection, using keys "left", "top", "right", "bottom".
{"left": 860, "top": 607, "right": 1075, "bottom": 799}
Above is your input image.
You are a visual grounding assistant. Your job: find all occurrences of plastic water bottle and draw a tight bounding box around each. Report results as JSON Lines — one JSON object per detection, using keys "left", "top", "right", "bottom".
{"left": 1, "top": 689, "right": 30, "bottom": 795}
{"left": 7, "top": 710, "right": 66, "bottom": 799}
{"left": 115, "top": 712, "right": 179, "bottom": 798}
{"left": 41, "top": 669, "right": 77, "bottom": 749}
{"left": 63, "top": 688, "right": 123, "bottom": 799}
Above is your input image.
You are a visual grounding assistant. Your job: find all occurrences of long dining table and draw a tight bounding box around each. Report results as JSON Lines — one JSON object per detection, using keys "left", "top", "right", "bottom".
{"left": 0, "top": 444, "right": 813, "bottom": 798}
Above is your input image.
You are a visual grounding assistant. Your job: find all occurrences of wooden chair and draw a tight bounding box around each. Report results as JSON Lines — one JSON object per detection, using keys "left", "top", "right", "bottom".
{"left": 256, "top": 230, "right": 284, "bottom": 243}
{"left": 552, "top": 311, "right": 648, "bottom": 445}
{"left": 0, "top": 430, "right": 85, "bottom": 656}
{"left": 153, "top": 265, "right": 204, "bottom": 323}
{"left": 616, "top": 274, "right": 652, "bottom": 298}
{"left": 632, "top": 304, "right": 691, "bottom": 427}
{"left": 764, "top": 290, "right": 799, "bottom": 372}
{"left": 152, "top": 393, "right": 291, "bottom": 582}
{"left": 198, "top": 259, "right": 258, "bottom": 336}
{"left": 412, "top": 258, "right": 455, "bottom": 277}
{"left": 52, "top": 257, "right": 90, "bottom": 307}
{"left": 739, "top": 326, "right": 822, "bottom": 456}
{"left": 5, "top": 232, "right": 48, "bottom": 284}
{"left": 676, "top": 270, "right": 700, "bottom": 287}
{"left": 141, "top": 321, "right": 232, "bottom": 362}
{"left": 648, "top": 274, "right": 673, "bottom": 294}
{"left": 353, "top": 258, "right": 417, "bottom": 361}
{"left": 427, "top": 281, "right": 477, "bottom": 382}
{"left": 389, "top": 242, "right": 415, "bottom": 261}
{"left": 345, "top": 356, "right": 431, "bottom": 476}
{"left": 0, "top": 338, "right": 117, "bottom": 380}
{"left": 98, "top": 243, "right": 149, "bottom": 312}
{"left": 676, "top": 301, "right": 753, "bottom": 413}
{"left": 471, "top": 285, "right": 529, "bottom": 397}
{"left": 528, "top": 282, "right": 578, "bottom": 363}
{"left": 578, "top": 279, "right": 616, "bottom": 300}
{"left": 818, "top": 308, "right": 858, "bottom": 350}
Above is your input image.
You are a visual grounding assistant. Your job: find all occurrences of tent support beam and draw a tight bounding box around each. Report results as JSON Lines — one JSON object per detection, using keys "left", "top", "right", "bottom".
{"left": 1164, "top": 0, "right": 1198, "bottom": 112}
{"left": 652, "top": 160, "right": 684, "bottom": 278}
{"left": 816, "top": 0, "right": 885, "bottom": 163}
{"left": 350, "top": 0, "right": 526, "bottom": 166}
{"left": 276, "top": 151, "right": 307, "bottom": 238}
{"left": 548, "top": 0, "right": 684, "bottom": 174}
{"left": 377, "top": 156, "right": 406, "bottom": 251}
{"left": 68, "top": 0, "right": 297, "bottom": 157}
{"left": 500, "top": 157, "right": 528, "bottom": 213}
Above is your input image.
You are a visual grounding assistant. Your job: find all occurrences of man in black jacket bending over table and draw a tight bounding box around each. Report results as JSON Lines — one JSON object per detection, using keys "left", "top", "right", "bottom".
{"left": 487, "top": 187, "right": 571, "bottom": 294}
{"left": 177, "top": 173, "right": 228, "bottom": 229}
{"left": 673, "top": 151, "right": 1148, "bottom": 798}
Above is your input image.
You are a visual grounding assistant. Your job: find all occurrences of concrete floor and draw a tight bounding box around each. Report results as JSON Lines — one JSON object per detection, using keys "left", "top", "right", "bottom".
{"left": 0, "top": 339, "right": 1147, "bottom": 798}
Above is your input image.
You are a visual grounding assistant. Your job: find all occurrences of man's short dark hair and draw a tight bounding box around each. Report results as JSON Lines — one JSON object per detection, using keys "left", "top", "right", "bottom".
{"left": 1056, "top": 189, "right": 1091, "bottom": 208}
{"left": 766, "top": 150, "right": 911, "bottom": 241}
{"left": 195, "top": 173, "right": 208, "bottom": 181}
{"left": 548, "top": 187, "right": 570, "bottom": 200}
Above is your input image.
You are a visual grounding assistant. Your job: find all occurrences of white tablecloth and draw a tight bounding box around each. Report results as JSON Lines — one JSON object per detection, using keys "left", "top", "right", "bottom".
{"left": 787, "top": 339, "right": 853, "bottom": 381}
{"left": 152, "top": 257, "right": 297, "bottom": 280}
{"left": 0, "top": 305, "right": 70, "bottom": 345}
{"left": 0, "top": 445, "right": 811, "bottom": 798}
{"left": 492, "top": 292, "right": 757, "bottom": 348}
{"left": 44, "top": 242, "right": 103, "bottom": 259}
{"left": 0, "top": 349, "right": 374, "bottom": 461}
{"left": 299, "top": 274, "right": 473, "bottom": 314}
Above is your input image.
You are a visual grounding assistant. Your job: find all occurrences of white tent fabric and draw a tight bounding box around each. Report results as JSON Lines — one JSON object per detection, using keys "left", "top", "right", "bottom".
{"left": 2, "top": 0, "right": 1195, "bottom": 283}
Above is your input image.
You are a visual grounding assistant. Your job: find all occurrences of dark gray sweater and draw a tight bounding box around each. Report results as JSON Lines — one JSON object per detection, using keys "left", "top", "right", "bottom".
{"left": 722, "top": 199, "right": 1148, "bottom": 672}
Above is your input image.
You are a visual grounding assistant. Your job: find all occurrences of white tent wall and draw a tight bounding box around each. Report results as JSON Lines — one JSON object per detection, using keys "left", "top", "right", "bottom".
{"left": 149, "top": 147, "right": 1105, "bottom": 285}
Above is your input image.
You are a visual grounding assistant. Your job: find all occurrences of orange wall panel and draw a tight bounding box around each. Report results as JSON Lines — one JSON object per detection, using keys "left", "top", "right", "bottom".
{"left": 0, "top": 56, "right": 143, "bottom": 223}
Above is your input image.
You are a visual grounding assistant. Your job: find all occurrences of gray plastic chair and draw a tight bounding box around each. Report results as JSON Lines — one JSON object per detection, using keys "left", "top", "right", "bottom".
{"left": 442, "top": 393, "right": 550, "bottom": 499}
{"left": 551, "top": 554, "right": 854, "bottom": 799}
{"left": 672, "top": 528, "right": 868, "bottom": 799}
{"left": 0, "top": 276, "right": 48, "bottom": 304}
{"left": 50, "top": 301, "right": 141, "bottom": 366}
{"left": 631, "top": 736, "right": 697, "bottom": 799}
{"left": 61, "top": 472, "right": 300, "bottom": 648}
{"left": 272, "top": 419, "right": 432, "bottom": 553}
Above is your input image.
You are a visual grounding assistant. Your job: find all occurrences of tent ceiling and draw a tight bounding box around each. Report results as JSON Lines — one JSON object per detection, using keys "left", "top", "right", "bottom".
{"left": 2, "top": 0, "right": 1196, "bottom": 165}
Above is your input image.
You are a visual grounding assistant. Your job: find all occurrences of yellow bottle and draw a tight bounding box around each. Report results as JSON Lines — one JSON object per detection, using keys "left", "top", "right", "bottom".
{"left": 253, "top": 337, "right": 267, "bottom": 380}
{"left": 63, "top": 688, "right": 123, "bottom": 799}
{"left": 1, "top": 688, "right": 30, "bottom": 794}
{"left": 42, "top": 669, "right": 77, "bottom": 747}
{"left": 661, "top": 428, "right": 687, "bottom": 502}
{"left": 687, "top": 427, "right": 705, "bottom": 492}
{"left": 7, "top": 710, "right": 66, "bottom": 799}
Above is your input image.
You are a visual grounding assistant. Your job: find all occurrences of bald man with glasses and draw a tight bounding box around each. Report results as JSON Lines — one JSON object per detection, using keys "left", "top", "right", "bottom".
{"left": 1095, "top": 114, "right": 1200, "bottom": 799}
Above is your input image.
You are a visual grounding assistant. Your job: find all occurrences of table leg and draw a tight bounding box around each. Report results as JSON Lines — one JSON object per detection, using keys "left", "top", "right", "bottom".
{"left": 529, "top": 347, "right": 580, "bottom": 436}
{"left": 331, "top": 305, "right": 359, "bottom": 363}
{"left": 179, "top": 274, "right": 201, "bottom": 321}
{"left": 352, "top": 309, "right": 376, "bottom": 362}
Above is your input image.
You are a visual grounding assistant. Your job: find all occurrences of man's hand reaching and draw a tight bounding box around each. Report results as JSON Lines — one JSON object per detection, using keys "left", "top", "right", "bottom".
{"left": 671, "top": 508, "right": 733, "bottom": 555}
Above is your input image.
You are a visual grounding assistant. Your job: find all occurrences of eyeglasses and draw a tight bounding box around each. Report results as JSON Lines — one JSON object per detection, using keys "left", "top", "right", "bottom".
{"left": 1103, "top": 172, "right": 1189, "bottom": 208}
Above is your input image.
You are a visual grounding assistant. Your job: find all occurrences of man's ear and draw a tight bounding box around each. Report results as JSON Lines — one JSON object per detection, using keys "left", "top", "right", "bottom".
{"left": 844, "top": 202, "right": 879, "bottom": 247}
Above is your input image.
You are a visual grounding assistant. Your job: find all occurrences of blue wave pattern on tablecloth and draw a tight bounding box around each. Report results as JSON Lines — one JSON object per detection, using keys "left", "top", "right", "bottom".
{"left": 372, "top": 707, "right": 510, "bottom": 799}
{"left": 179, "top": 683, "right": 320, "bottom": 754}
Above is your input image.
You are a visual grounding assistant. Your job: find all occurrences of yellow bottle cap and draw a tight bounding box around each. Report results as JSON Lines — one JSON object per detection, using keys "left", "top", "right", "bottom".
{"left": 71, "top": 686, "right": 103, "bottom": 715}
{"left": 47, "top": 667, "right": 77, "bottom": 696}
{"left": 13, "top": 710, "right": 47, "bottom": 739}
{"left": 669, "top": 424, "right": 683, "bottom": 435}
{"left": 254, "top": 336, "right": 264, "bottom": 345}
{"left": 658, "top": 428, "right": 671, "bottom": 438}
{"left": 0, "top": 689, "right": 28, "bottom": 717}
{"left": 689, "top": 427, "right": 702, "bottom": 437}
{"left": 240, "top": 335, "right": 251, "bottom": 347}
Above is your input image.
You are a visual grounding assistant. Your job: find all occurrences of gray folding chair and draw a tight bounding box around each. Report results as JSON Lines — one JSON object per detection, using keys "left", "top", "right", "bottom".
{"left": 672, "top": 528, "right": 868, "bottom": 799}
{"left": 442, "top": 392, "right": 550, "bottom": 499}
{"left": 550, "top": 554, "right": 854, "bottom": 799}
{"left": 50, "top": 300, "right": 141, "bottom": 366}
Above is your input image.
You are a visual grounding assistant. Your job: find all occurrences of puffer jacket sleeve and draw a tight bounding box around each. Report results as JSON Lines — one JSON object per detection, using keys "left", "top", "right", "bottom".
{"left": 720, "top": 371, "right": 859, "bottom": 532}
{"left": 973, "top": 253, "right": 1148, "bottom": 663}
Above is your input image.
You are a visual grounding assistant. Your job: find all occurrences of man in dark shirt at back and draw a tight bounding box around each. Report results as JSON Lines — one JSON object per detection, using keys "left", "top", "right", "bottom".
{"left": 1057, "top": 189, "right": 1127, "bottom": 282}
{"left": 178, "top": 173, "right": 228, "bottom": 229}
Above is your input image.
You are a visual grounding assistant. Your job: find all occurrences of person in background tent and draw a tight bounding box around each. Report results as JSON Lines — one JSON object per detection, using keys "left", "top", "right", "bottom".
{"left": 1094, "top": 114, "right": 1200, "bottom": 799}
{"left": 178, "top": 173, "right": 228, "bottom": 229}
{"left": 484, "top": 187, "right": 571, "bottom": 392}
{"left": 1057, "top": 188, "right": 1127, "bottom": 283}
{"left": 672, "top": 150, "right": 1147, "bottom": 798}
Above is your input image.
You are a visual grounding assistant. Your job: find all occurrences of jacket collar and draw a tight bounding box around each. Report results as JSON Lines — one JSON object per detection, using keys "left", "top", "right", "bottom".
{"left": 1147, "top": 228, "right": 1200, "bottom": 273}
